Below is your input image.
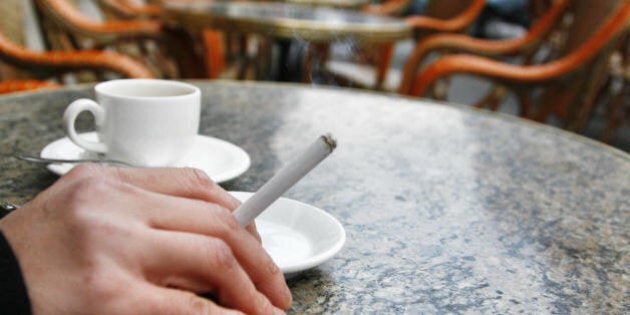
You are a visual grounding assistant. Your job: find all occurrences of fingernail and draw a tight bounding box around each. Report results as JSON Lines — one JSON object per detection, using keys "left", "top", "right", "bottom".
{"left": 274, "top": 307, "right": 286, "bottom": 315}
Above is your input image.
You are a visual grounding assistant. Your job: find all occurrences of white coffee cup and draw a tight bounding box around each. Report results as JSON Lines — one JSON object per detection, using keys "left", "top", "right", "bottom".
{"left": 63, "top": 79, "right": 200, "bottom": 167}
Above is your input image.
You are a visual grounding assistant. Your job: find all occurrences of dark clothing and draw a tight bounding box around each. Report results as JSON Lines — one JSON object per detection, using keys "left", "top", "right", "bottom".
{"left": 0, "top": 230, "right": 31, "bottom": 314}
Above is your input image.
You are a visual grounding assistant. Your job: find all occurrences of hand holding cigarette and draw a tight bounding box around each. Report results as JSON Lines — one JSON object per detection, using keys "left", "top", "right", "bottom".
{"left": 233, "top": 134, "right": 337, "bottom": 226}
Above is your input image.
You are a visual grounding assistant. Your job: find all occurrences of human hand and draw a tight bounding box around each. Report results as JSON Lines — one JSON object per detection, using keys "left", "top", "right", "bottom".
{"left": 0, "top": 164, "right": 291, "bottom": 314}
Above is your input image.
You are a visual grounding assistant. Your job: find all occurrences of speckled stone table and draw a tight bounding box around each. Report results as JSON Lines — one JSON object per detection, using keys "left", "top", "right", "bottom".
{"left": 1, "top": 81, "right": 629, "bottom": 313}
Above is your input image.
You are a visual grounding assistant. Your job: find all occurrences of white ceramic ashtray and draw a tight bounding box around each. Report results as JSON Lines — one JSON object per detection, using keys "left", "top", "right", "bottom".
{"left": 230, "top": 191, "right": 345, "bottom": 277}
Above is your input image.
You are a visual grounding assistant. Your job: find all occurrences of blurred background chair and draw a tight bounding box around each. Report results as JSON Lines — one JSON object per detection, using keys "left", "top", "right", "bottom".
{"left": 95, "top": 0, "right": 259, "bottom": 80}
{"left": 320, "top": 0, "right": 486, "bottom": 90}
{"left": 33, "top": 0, "right": 205, "bottom": 79}
{"left": 97, "top": 0, "right": 161, "bottom": 19}
{"left": 0, "top": 0, "right": 155, "bottom": 94}
{"left": 598, "top": 32, "right": 630, "bottom": 143}
{"left": 398, "top": 0, "right": 570, "bottom": 103}
{"left": 405, "top": 0, "right": 630, "bottom": 136}
{"left": 0, "top": 79, "right": 60, "bottom": 94}
{"left": 0, "top": 30, "right": 154, "bottom": 81}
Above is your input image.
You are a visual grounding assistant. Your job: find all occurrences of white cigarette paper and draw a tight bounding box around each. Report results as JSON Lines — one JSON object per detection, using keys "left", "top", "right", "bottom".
{"left": 233, "top": 134, "right": 337, "bottom": 226}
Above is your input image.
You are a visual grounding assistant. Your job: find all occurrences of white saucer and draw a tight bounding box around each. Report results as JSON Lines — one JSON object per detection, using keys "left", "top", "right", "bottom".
{"left": 40, "top": 132, "right": 251, "bottom": 183}
{"left": 230, "top": 192, "right": 346, "bottom": 277}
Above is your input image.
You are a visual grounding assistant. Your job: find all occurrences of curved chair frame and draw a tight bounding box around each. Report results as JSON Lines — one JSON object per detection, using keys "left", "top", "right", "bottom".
{"left": 0, "top": 31, "right": 154, "bottom": 78}
{"left": 404, "top": 0, "right": 486, "bottom": 33}
{"left": 323, "top": 0, "right": 486, "bottom": 90}
{"left": 398, "top": 0, "right": 570, "bottom": 94}
{"left": 94, "top": 0, "right": 227, "bottom": 79}
{"left": 97, "top": 0, "right": 161, "bottom": 19}
{"left": 35, "top": 0, "right": 163, "bottom": 45}
{"left": 408, "top": 0, "right": 630, "bottom": 131}
{"left": 34, "top": 0, "right": 205, "bottom": 78}
{"left": 0, "top": 79, "right": 60, "bottom": 94}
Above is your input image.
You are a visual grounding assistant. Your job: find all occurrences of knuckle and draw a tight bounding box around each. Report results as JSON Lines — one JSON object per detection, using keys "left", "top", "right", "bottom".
{"left": 212, "top": 206, "right": 241, "bottom": 237}
{"left": 253, "top": 293, "right": 276, "bottom": 315}
{"left": 179, "top": 291, "right": 248, "bottom": 315}
{"left": 61, "top": 178, "right": 127, "bottom": 239}
{"left": 185, "top": 292, "right": 211, "bottom": 314}
{"left": 82, "top": 269, "right": 123, "bottom": 303}
{"left": 192, "top": 167, "right": 216, "bottom": 187}
{"left": 183, "top": 167, "right": 218, "bottom": 191}
{"left": 63, "top": 163, "right": 106, "bottom": 182}
{"left": 202, "top": 238, "right": 237, "bottom": 271}
{"left": 179, "top": 168, "right": 241, "bottom": 209}
{"left": 64, "top": 177, "right": 112, "bottom": 214}
{"left": 265, "top": 258, "right": 282, "bottom": 277}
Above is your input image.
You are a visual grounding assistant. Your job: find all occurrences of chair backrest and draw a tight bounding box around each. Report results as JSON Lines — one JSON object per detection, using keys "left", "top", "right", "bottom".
{"left": 560, "top": 0, "right": 624, "bottom": 55}
{"left": 33, "top": 0, "right": 197, "bottom": 79}
{"left": 0, "top": 0, "right": 24, "bottom": 44}
{"left": 397, "top": 0, "right": 571, "bottom": 95}
{"left": 407, "top": 0, "right": 630, "bottom": 131}
{"left": 96, "top": 0, "right": 161, "bottom": 20}
{"left": 0, "top": 0, "right": 30, "bottom": 79}
{"left": 405, "top": 0, "right": 486, "bottom": 39}
{"left": 539, "top": 0, "right": 627, "bottom": 128}
{"left": 34, "top": 0, "right": 162, "bottom": 48}
{"left": 562, "top": 0, "right": 628, "bottom": 129}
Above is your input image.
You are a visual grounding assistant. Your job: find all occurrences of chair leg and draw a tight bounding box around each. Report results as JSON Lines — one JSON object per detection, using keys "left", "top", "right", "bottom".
{"left": 375, "top": 43, "right": 394, "bottom": 90}
{"left": 162, "top": 27, "right": 208, "bottom": 79}
{"left": 474, "top": 85, "right": 507, "bottom": 111}
{"left": 302, "top": 43, "right": 330, "bottom": 83}
{"left": 601, "top": 81, "right": 629, "bottom": 142}
{"left": 202, "top": 30, "right": 226, "bottom": 79}
{"left": 515, "top": 89, "right": 533, "bottom": 118}
{"left": 431, "top": 78, "right": 450, "bottom": 101}
{"left": 573, "top": 56, "right": 617, "bottom": 132}
{"left": 255, "top": 38, "right": 273, "bottom": 81}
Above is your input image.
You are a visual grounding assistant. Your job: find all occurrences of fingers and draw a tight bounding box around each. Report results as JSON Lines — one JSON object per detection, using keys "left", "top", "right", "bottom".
{"left": 142, "top": 230, "right": 282, "bottom": 315}
{"left": 138, "top": 194, "right": 291, "bottom": 309}
{"left": 114, "top": 167, "right": 241, "bottom": 210}
{"left": 134, "top": 284, "right": 245, "bottom": 315}
{"left": 110, "top": 165, "right": 262, "bottom": 240}
{"left": 60, "top": 164, "right": 262, "bottom": 240}
{"left": 55, "top": 165, "right": 290, "bottom": 309}
{"left": 62, "top": 164, "right": 240, "bottom": 210}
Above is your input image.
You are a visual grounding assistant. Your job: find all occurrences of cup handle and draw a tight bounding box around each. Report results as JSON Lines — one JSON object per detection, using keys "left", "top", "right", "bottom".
{"left": 63, "top": 99, "right": 107, "bottom": 154}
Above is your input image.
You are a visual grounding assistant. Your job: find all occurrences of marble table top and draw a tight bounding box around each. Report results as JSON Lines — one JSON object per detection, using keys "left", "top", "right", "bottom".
{"left": 0, "top": 81, "right": 628, "bottom": 313}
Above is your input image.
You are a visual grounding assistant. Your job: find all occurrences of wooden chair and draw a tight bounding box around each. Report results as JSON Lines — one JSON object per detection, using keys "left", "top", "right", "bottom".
{"left": 0, "top": 30, "right": 155, "bottom": 93}
{"left": 321, "top": 0, "right": 486, "bottom": 90}
{"left": 599, "top": 33, "right": 630, "bottom": 143}
{"left": 398, "top": 0, "right": 571, "bottom": 101}
{"left": 0, "top": 31, "right": 154, "bottom": 78}
{"left": 406, "top": 0, "right": 630, "bottom": 133}
{"left": 33, "top": 0, "right": 205, "bottom": 78}
{"left": 96, "top": 0, "right": 161, "bottom": 19}
{"left": 94, "top": 0, "right": 233, "bottom": 80}
{"left": 0, "top": 0, "right": 154, "bottom": 94}
{"left": 0, "top": 79, "right": 61, "bottom": 93}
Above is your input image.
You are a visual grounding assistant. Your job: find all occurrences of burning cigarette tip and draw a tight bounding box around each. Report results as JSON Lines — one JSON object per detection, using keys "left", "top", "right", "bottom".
{"left": 322, "top": 133, "right": 337, "bottom": 152}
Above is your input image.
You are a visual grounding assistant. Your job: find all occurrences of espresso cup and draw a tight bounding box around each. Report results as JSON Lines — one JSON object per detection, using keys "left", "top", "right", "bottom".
{"left": 63, "top": 79, "right": 200, "bottom": 167}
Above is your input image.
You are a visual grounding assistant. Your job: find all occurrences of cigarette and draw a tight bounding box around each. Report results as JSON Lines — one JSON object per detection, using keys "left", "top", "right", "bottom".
{"left": 233, "top": 133, "right": 337, "bottom": 226}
